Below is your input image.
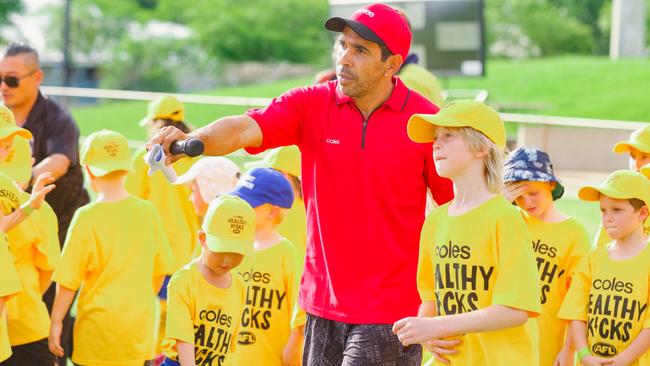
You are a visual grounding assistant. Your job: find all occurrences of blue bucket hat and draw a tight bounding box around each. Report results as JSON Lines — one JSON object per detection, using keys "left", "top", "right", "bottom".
{"left": 229, "top": 167, "right": 294, "bottom": 209}
{"left": 503, "top": 147, "right": 564, "bottom": 200}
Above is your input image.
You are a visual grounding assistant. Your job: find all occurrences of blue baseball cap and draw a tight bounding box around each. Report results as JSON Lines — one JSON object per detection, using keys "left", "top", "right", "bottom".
{"left": 503, "top": 147, "right": 565, "bottom": 200}
{"left": 229, "top": 167, "right": 294, "bottom": 209}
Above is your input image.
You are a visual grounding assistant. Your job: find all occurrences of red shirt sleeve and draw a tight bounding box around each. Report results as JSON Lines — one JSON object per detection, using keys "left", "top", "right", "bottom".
{"left": 423, "top": 144, "right": 454, "bottom": 205}
{"left": 244, "top": 87, "right": 309, "bottom": 155}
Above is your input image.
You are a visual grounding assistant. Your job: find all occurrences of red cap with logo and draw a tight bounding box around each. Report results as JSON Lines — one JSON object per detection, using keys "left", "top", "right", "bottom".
{"left": 325, "top": 3, "right": 411, "bottom": 63}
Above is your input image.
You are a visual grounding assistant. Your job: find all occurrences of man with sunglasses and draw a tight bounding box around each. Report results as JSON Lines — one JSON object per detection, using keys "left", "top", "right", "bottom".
{"left": 0, "top": 42, "right": 88, "bottom": 366}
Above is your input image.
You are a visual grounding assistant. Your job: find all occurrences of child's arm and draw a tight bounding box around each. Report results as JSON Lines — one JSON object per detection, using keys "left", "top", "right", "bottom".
{"left": 553, "top": 324, "right": 575, "bottom": 366}
{"left": 282, "top": 325, "right": 304, "bottom": 366}
{"left": 393, "top": 304, "right": 528, "bottom": 346}
{"left": 48, "top": 284, "right": 76, "bottom": 357}
{"left": 569, "top": 320, "right": 610, "bottom": 366}
{"left": 417, "top": 301, "right": 462, "bottom": 364}
{"left": 605, "top": 329, "right": 650, "bottom": 366}
{"left": 0, "top": 173, "right": 55, "bottom": 233}
{"left": 154, "top": 275, "right": 166, "bottom": 294}
{"left": 176, "top": 340, "right": 197, "bottom": 366}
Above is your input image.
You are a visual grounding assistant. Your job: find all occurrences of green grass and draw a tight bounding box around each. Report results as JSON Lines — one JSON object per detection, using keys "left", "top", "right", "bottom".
{"left": 443, "top": 56, "right": 650, "bottom": 121}
{"left": 70, "top": 76, "right": 313, "bottom": 141}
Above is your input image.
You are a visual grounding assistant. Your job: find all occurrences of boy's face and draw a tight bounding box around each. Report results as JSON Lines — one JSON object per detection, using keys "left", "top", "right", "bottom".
{"left": 628, "top": 147, "right": 650, "bottom": 172}
{"left": 432, "top": 127, "right": 475, "bottom": 179}
{"left": 189, "top": 180, "right": 209, "bottom": 216}
{"left": 514, "top": 181, "right": 555, "bottom": 218}
{"left": 599, "top": 195, "right": 647, "bottom": 240}
{"left": 0, "top": 135, "right": 15, "bottom": 162}
{"left": 199, "top": 231, "right": 244, "bottom": 275}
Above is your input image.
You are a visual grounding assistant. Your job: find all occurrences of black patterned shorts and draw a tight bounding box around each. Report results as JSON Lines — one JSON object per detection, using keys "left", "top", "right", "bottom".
{"left": 303, "top": 313, "right": 422, "bottom": 366}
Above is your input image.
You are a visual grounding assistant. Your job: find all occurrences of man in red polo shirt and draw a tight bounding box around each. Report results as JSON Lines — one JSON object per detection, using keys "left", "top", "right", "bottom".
{"left": 150, "top": 3, "right": 453, "bottom": 364}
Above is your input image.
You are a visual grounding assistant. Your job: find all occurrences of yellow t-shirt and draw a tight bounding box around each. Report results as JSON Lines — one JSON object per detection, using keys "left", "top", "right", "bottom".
{"left": 558, "top": 244, "right": 650, "bottom": 364}
{"left": 398, "top": 64, "right": 445, "bottom": 107}
{"left": 594, "top": 221, "right": 650, "bottom": 248}
{"left": 163, "top": 261, "right": 247, "bottom": 365}
{"left": 0, "top": 236, "right": 21, "bottom": 363}
{"left": 52, "top": 196, "right": 175, "bottom": 366}
{"left": 5, "top": 192, "right": 59, "bottom": 346}
{"left": 232, "top": 239, "right": 301, "bottom": 365}
{"left": 521, "top": 212, "right": 591, "bottom": 366}
{"left": 126, "top": 147, "right": 200, "bottom": 271}
{"left": 417, "top": 195, "right": 541, "bottom": 365}
{"left": 277, "top": 198, "right": 307, "bottom": 257}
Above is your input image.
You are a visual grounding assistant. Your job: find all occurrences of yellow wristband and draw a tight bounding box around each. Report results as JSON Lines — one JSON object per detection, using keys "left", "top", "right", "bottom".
{"left": 20, "top": 202, "right": 34, "bottom": 216}
{"left": 577, "top": 346, "right": 591, "bottom": 360}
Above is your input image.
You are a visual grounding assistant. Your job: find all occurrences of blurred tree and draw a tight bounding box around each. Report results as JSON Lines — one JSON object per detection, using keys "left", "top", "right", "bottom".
{"left": 0, "top": 0, "right": 22, "bottom": 27}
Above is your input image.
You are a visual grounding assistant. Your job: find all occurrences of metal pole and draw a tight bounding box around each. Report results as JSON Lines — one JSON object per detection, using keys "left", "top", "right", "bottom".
{"left": 62, "top": 0, "right": 72, "bottom": 105}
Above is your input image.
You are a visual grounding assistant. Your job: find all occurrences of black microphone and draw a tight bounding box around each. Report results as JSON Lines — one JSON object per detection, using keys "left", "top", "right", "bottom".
{"left": 170, "top": 138, "right": 205, "bottom": 157}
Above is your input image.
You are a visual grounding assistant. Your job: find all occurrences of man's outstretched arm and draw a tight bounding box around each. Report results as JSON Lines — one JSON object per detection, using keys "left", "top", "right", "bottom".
{"left": 147, "top": 114, "right": 263, "bottom": 165}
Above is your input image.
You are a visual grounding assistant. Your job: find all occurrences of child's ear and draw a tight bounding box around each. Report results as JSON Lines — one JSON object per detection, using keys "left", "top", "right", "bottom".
{"left": 549, "top": 181, "right": 557, "bottom": 190}
{"left": 198, "top": 231, "right": 206, "bottom": 247}
{"left": 638, "top": 206, "right": 649, "bottom": 223}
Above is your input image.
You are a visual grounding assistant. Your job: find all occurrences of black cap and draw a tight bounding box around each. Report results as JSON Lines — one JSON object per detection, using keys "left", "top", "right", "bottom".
{"left": 324, "top": 17, "right": 385, "bottom": 46}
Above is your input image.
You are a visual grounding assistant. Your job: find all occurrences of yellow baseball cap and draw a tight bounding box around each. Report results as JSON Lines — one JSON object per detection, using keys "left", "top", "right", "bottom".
{"left": 245, "top": 145, "right": 301, "bottom": 178}
{"left": 0, "top": 171, "right": 20, "bottom": 215}
{"left": 407, "top": 100, "right": 506, "bottom": 148}
{"left": 0, "top": 136, "right": 31, "bottom": 184}
{"left": 80, "top": 130, "right": 134, "bottom": 177}
{"left": 201, "top": 194, "right": 255, "bottom": 256}
{"left": 613, "top": 125, "right": 650, "bottom": 154}
{"left": 139, "top": 95, "right": 184, "bottom": 127}
{"left": 578, "top": 170, "right": 650, "bottom": 207}
{"left": 0, "top": 104, "right": 32, "bottom": 140}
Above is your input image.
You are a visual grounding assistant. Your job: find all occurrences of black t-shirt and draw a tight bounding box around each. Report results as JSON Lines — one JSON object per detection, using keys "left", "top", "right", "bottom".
{"left": 23, "top": 92, "right": 89, "bottom": 239}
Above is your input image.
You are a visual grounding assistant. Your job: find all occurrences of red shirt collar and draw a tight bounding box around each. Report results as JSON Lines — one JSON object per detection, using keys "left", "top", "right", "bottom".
{"left": 334, "top": 76, "right": 410, "bottom": 111}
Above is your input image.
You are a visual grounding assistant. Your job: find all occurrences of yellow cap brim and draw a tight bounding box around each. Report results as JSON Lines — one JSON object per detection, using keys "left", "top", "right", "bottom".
{"left": 0, "top": 137, "right": 31, "bottom": 184}
{"left": 407, "top": 114, "right": 466, "bottom": 143}
{"left": 0, "top": 127, "right": 33, "bottom": 141}
{"left": 613, "top": 141, "right": 650, "bottom": 154}
{"left": 205, "top": 234, "right": 253, "bottom": 257}
{"left": 641, "top": 164, "right": 650, "bottom": 179}
{"left": 87, "top": 161, "right": 135, "bottom": 177}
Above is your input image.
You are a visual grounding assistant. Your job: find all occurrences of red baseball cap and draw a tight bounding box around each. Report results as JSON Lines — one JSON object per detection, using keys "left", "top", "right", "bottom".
{"left": 325, "top": 3, "right": 411, "bottom": 63}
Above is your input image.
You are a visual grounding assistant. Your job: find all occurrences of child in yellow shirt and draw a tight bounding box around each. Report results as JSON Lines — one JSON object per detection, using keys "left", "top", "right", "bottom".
{"left": 246, "top": 145, "right": 306, "bottom": 256}
{"left": 162, "top": 194, "right": 253, "bottom": 366}
{"left": 48, "top": 130, "right": 175, "bottom": 366}
{"left": 559, "top": 170, "right": 650, "bottom": 366}
{"left": 229, "top": 167, "right": 304, "bottom": 366}
{"left": 0, "top": 173, "right": 23, "bottom": 364}
{"left": 594, "top": 124, "right": 650, "bottom": 247}
{"left": 0, "top": 106, "right": 60, "bottom": 366}
{"left": 503, "top": 147, "right": 591, "bottom": 366}
{"left": 393, "top": 100, "right": 541, "bottom": 365}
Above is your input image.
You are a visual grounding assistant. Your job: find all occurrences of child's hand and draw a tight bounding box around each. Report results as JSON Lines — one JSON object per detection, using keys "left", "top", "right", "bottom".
{"left": 424, "top": 338, "right": 462, "bottom": 364}
{"left": 601, "top": 356, "right": 630, "bottom": 366}
{"left": 553, "top": 346, "right": 574, "bottom": 366}
{"left": 580, "top": 355, "right": 612, "bottom": 366}
{"left": 48, "top": 321, "right": 65, "bottom": 357}
{"left": 282, "top": 341, "right": 302, "bottom": 366}
{"left": 29, "top": 173, "right": 55, "bottom": 210}
{"left": 392, "top": 316, "right": 442, "bottom": 346}
{"left": 501, "top": 182, "right": 526, "bottom": 203}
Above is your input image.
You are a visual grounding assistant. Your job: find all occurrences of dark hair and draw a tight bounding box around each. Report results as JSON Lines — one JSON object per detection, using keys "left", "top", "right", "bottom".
{"left": 379, "top": 43, "right": 392, "bottom": 62}
{"left": 629, "top": 198, "right": 646, "bottom": 210}
{"left": 3, "top": 41, "right": 40, "bottom": 67}
{"left": 158, "top": 119, "right": 192, "bottom": 134}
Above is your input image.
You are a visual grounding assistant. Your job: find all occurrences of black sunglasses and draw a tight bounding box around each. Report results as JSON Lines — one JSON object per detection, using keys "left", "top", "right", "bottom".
{"left": 0, "top": 71, "right": 36, "bottom": 88}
